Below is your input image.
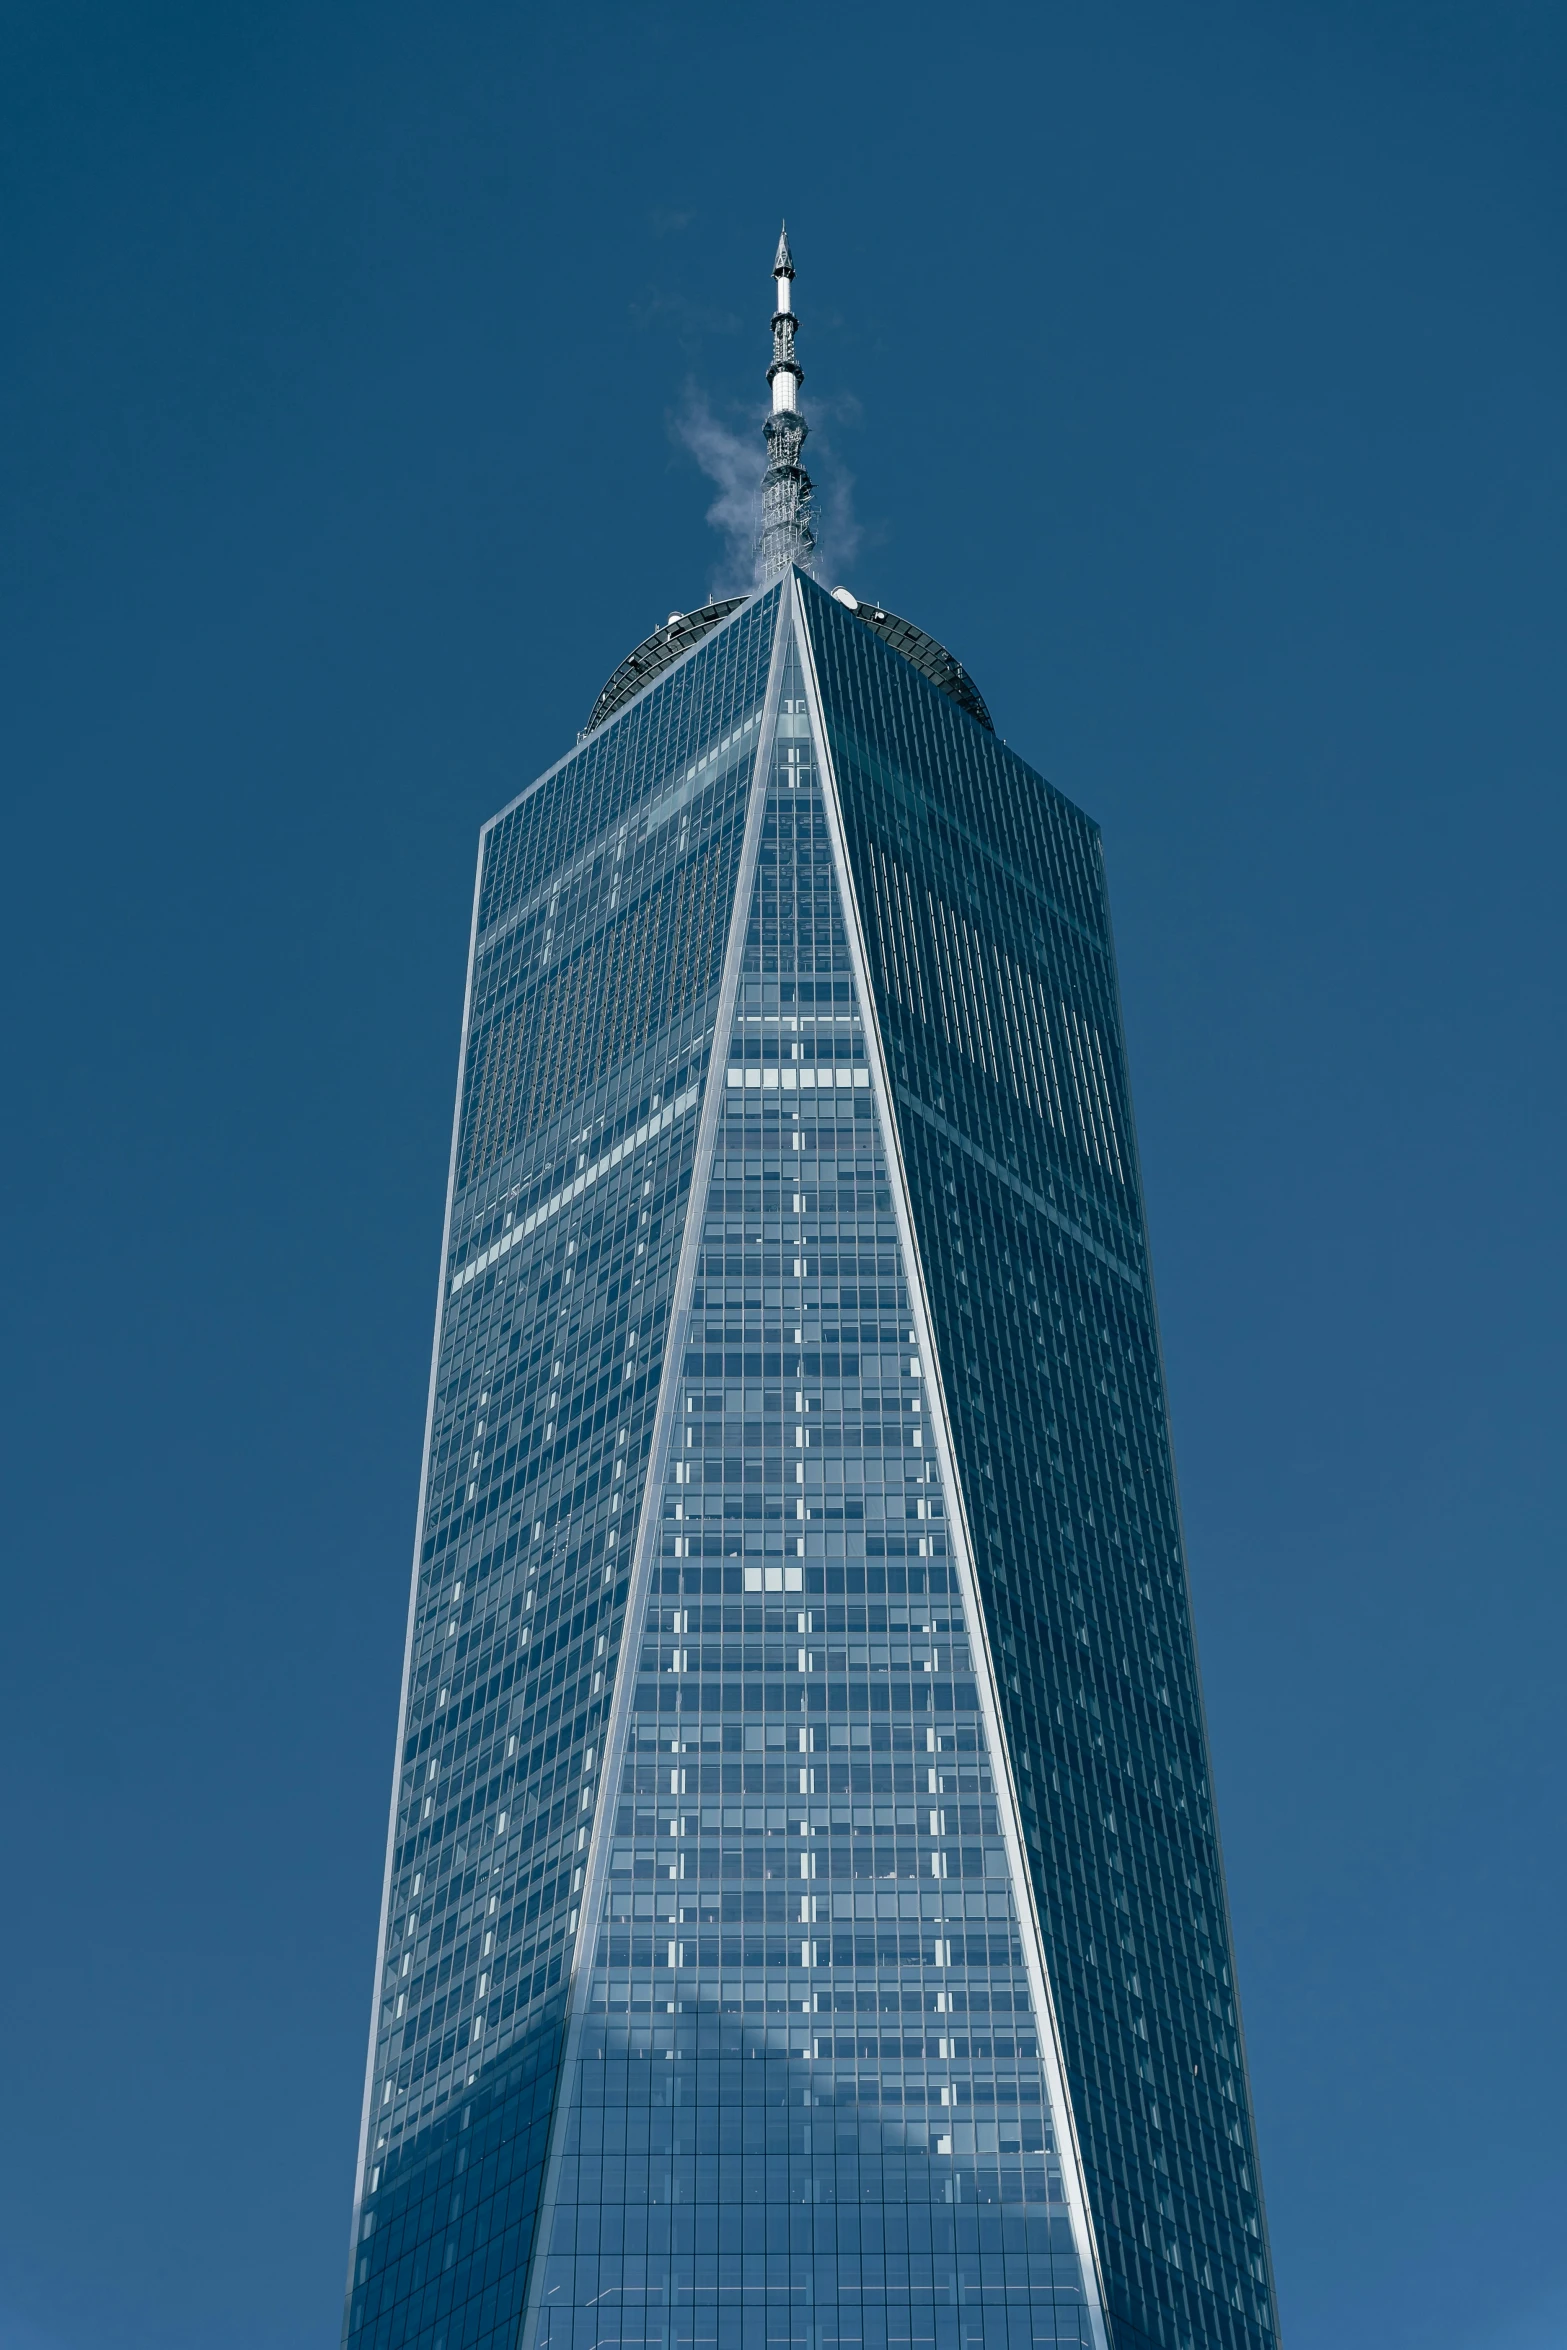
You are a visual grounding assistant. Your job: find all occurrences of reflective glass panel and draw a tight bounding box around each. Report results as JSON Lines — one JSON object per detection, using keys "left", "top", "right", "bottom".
{"left": 518, "top": 629, "right": 1100, "bottom": 2350}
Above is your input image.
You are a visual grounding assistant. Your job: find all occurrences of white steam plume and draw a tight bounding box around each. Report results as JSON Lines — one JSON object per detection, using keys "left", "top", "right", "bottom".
{"left": 812, "top": 434, "right": 863, "bottom": 586}
{"left": 673, "top": 385, "right": 862, "bottom": 598}
{"left": 673, "top": 391, "right": 763, "bottom": 595}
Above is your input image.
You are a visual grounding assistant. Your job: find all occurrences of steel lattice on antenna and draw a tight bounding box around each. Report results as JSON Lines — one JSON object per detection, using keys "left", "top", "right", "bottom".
{"left": 758, "top": 224, "right": 816, "bottom": 579}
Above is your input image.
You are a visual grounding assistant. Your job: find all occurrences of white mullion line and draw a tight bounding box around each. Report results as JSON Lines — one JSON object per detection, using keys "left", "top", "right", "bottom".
{"left": 1076, "top": 1005, "right": 1115, "bottom": 1175}
{"left": 1061, "top": 1002, "right": 1094, "bottom": 1165}
{"left": 977, "top": 929, "right": 1004, "bottom": 1086}
{"left": 961, "top": 915, "right": 1001, "bottom": 1082}
{"left": 953, "top": 910, "right": 986, "bottom": 1073}
{"left": 887, "top": 856, "right": 913, "bottom": 1009}
{"left": 1000, "top": 949, "right": 1039, "bottom": 1118}
{"left": 966, "top": 914, "right": 999, "bottom": 1082}
{"left": 993, "top": 946, "right": 1033, "bottom": 1114}
{"left": 934, "top": 901, "right": 958, "bottom": 1046}
{"left": 950, "top": 906, "right": 982, "bottom": 1070}
{"left": 1016, "top": 955, "right": 1054, "bottom": 1127}
{"left": 511, "top": 595, "right": 794, "bottom": 2350}
{"left": 868, "top": 848, "right": 904, "bottom": 1009}
{"left": 944, "top": 902, "right": 982, "bottom": 1071}
{"left": 930, "top": 892, "right": 958, "bottom": 1043}
{"left": 1061, "top": 999, "right": 1101, "bottom": 1168}
{"left": 895, "top": 857, "right": 924, "bottom": 1018}
{"left": 867, "top": 852, "right": 897, "bottom": 1003}
{"left": 1022, "top": 964, "right": 1065, "bottom": 1132}
{"left": 1087, "top": 1022, "right": 1127, "bottom": 1185}
{"left": 1070, "top": 1005, "right": 1109, "bottom": 1171}
{"left": 926, "top": 890, "right": 956, "bottom": 1046}
{"left": 1041, "top": 980, "right": 1070, "bottom": 1134}
{"left": 991, "top": 941, "right": 1022, "bottom": 1105}
{"left": 891, "top": 855, "right": 929, "bottom": 1023}
{"left": 794, "top": 583, "right": 1113, "bottom": 2350}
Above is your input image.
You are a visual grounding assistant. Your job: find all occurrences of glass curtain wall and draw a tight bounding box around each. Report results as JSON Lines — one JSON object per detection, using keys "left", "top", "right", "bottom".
{"left": 344, "top": 570, "right": 1281, "bottom": 2350}
{"left": 800, "top": 578, "right": 1279, "bottom": 2350}
{"left": 344, "top": 589, "right": 781, "bottom": 2350}
{"left": 518, "top": 618, "right": 1104, "bottom": 2350}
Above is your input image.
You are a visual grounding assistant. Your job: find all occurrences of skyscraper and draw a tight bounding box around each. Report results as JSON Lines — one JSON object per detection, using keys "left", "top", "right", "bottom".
{"left": 343, "top": 232, "right": 1280, "bottom": 2350}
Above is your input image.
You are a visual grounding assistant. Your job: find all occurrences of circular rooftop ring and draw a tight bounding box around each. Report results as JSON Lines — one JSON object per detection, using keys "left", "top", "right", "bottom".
{"left": 841, "top": 597, "right": 994, "bottom": 731}
{"left": 582, "top": 591, "right": 993, "bottom": 735}
{"left": 582, "top": 601, "right": 747, "bottom": 735}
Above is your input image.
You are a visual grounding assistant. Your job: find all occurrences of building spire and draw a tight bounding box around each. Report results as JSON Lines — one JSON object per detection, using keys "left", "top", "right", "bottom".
{"left": 758, "top": 222, "right": 816, "bottom": 579}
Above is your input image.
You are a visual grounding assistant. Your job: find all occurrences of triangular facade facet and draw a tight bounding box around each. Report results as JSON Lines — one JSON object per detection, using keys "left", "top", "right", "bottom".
{"left": 516, "top": 595, "right": 1108, "bottom": 2350}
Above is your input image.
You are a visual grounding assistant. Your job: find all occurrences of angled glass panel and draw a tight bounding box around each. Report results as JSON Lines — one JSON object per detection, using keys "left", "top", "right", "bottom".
{"left": 345, "top": 565, "right": 1281, "bottom": 2350}
{"left": 518, "top": 625, "right": 1103, "bottom": 2350}
{"left": 800, "top": 576, "right": 1279, "bottom": 2350}
{"left": 344, "top": 587, "right": 784, "bottom": 2350}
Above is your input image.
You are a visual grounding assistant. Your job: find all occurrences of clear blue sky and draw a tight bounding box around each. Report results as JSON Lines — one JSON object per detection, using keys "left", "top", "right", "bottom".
{"left": 2, "top": 5, "right": 1563, "bottom": 2347}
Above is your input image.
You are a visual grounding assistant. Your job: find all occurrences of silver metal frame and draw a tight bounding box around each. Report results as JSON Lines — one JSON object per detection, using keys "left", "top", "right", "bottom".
{"left": 792, "top": 575, "right": 1113, "bottom": 2350}
{"left": 509, "top": 587, "right": 795, "bottom": 2350}
{"left": 342, "top": 585, "right": 780, "bottom": 2318}
{"left": 346, "top": 565, "right": 1120, "bottom": 2348}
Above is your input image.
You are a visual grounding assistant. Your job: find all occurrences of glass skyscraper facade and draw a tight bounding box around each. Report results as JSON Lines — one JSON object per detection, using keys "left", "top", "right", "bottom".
{"left": 342, "top": 571, "right": 1280, "bottom": 2350}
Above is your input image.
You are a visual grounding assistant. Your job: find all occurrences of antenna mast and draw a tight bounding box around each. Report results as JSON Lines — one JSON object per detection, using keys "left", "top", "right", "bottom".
{"left": 758, "top": 224, "right": 816, "bottom": 579}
